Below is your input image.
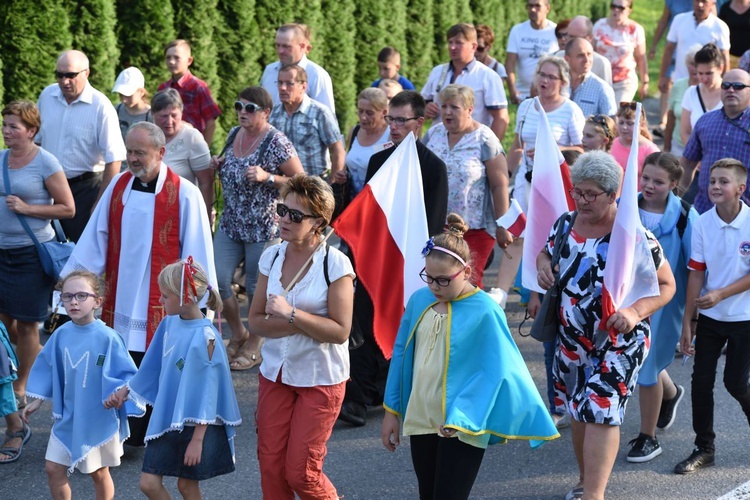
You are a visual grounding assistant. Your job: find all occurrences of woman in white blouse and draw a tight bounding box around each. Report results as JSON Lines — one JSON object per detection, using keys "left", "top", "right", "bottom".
{"left": 681, "top": 43, "right": 724, "bottom": 148}
{"left": 151, "top": 89, "right": 214, "bottom": 220}
{"left": 344, "top": 88, "right": 390, "bottom": 195}
{"left": 248, "top": 174, "right": 354, "bottom": 499}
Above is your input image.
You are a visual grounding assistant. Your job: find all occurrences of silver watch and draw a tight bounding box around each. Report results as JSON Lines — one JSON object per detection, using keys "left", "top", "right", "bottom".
{"left": 266, "top": 174, "right": 276, "bottom": 185}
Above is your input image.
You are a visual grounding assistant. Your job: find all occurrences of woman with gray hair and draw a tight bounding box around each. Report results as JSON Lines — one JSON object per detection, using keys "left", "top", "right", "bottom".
{"left": 536, "top": 151, "right": 675, "bottom": 500}
{"left": 423, "top": 84, "right": 511, "bottom": 289}
{"left": 496, "top": 55, "right": 585, "bottom": 306}
{"left": 151, "top": 88, "right": 213, "bottom": 219}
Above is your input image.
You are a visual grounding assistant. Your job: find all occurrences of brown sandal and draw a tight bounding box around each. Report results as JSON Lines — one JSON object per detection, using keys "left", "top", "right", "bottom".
{"left": 229, "top": 339, "right": 262, "bottom": 371}
{"left": 224, "top": 330, "right": 249, "bottom": 361}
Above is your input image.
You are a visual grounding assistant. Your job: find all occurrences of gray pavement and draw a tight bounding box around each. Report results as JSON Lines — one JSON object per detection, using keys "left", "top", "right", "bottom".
{"left": 4, "top": 98, "right": 749, "bottom": 498}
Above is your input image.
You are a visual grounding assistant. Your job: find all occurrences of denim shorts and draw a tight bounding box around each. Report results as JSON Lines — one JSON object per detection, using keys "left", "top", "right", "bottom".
{"left": 142, "top": 425, "right": 235, "bottom": 480}
{"left": 0, "top": 244, "right": 54, "bottom": 322}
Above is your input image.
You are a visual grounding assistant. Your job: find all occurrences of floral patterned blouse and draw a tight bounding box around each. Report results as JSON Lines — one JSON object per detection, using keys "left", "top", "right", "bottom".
{"left": 218, "top": 126, "right": 297, "bottom": 243}
{"left": 592, "top": 18, "right": 645, "bottom": 84}
{"left": 423, "top": 123, "right": 503, "bottom": 230}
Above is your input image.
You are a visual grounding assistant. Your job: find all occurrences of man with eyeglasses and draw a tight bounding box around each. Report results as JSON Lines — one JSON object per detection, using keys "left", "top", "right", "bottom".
{"left": 421, "top": 23, "right": 509, "bottom": 141}
{"left": 269, "top": 64, "right": 345, "bottom": 180}
{"left": 680, "top": 69, "right": 750, "bottom": 213}
{"left": 260, "top": 23, "right": 335, "bottom": 114}
{"left": 337, "top": 91, "right": 448, "bottom": 427}
{"left": 36, "top": 50, "right": 125, "bottom": 242}
{"left": 505, "top": 0, "right": 559, "bottom": 104}
{"left": 565, "top": 37, "right": 617, "bottom": 117}
{"left": 553, "top": 16, "right": 613, "bottom": 86}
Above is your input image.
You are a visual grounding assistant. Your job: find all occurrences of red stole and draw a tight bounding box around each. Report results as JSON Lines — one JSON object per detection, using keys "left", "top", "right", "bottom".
{"left": 102, "top": 168, "right": 181, "bottom": 349}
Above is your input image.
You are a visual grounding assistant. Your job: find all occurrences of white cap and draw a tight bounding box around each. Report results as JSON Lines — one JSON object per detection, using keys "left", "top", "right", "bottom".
{"left": 112, "top": 67, "right": 145, "bottom": 96}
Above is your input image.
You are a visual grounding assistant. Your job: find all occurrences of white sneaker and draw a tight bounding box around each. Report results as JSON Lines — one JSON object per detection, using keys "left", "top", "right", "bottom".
{"left": 488, "top": 288, "right": 508, "bottom": 308}
{"left": 552, "top": 413, "right": 570, "bottom": 429}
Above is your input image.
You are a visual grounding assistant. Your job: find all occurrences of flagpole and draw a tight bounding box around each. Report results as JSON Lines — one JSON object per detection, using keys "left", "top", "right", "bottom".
{"left": 264, "top": 227, "right": 336, "bottom": 320}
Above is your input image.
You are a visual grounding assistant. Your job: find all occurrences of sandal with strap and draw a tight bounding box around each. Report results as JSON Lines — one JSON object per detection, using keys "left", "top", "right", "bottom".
{"left": 224, "top": 330, "right": 249, "bottom": 361}
{"left": 14, "top": 392, "right": 26, "bottom": 410}
{"left": 0, "top": 422, "right": 31, "bottom": 464}
{"left": 229, "top": 339, "right": 263, "bottom": 371}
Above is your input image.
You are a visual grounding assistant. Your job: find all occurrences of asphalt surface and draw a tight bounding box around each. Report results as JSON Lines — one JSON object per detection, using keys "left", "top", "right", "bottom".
{"left": 3, "top": 100, "right": 749, "bottom": 499}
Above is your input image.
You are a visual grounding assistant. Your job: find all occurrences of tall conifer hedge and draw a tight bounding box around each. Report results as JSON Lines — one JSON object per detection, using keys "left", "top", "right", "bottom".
{"left": 64, "top": 0, "right": 119, "bottom": 93}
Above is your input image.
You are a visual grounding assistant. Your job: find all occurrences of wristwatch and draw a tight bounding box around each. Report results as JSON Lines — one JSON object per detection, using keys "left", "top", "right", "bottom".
{"left": 266, "top": 174, "right": 276, "bottom": 185}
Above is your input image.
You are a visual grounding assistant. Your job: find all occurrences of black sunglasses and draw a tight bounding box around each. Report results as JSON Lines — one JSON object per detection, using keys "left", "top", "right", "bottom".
{"left": 610, "top": 3, "right": 627, "bottom": 11}
{"left": 619, "top": 101, "right": 638, "bottom": 110}
{"left": 276, "top": 203, "right": 318, "bottom": 223}
{"left": 234, "top": 101, "right": 264, "bottom": 113}
{"left": 54, "top": 69, "right": 86, "bottom": 80}
{"left": 721, "top": 82, "right": 750, "bottom": 91}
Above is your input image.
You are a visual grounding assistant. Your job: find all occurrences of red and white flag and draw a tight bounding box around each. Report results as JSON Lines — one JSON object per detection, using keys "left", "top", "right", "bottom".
{"left": 522, "top": 97, "right": 575, "bottom": 293}
{"left": 599, "top": 102, "right": 660, "bottom": 334}
{"left": 333, "top": 133, "right": 429, "bottom": 359}
{"left": 496, "top": 198, "right": 527, "bottom": 238}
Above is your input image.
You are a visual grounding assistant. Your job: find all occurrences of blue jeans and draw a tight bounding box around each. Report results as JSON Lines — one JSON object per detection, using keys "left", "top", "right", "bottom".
{"left": 213, "top": 228, "right": 268, "bottom": 300}
{"left": 544, "top": 338, "right": 562, "bottom": 415}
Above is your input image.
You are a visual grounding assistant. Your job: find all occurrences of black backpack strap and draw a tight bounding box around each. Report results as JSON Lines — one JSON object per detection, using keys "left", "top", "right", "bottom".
{"left": 347, "top": 124, "right": 360, "bottom": 151}
{"left": 676, "top": 198, "right": 691, "bottom": 239}
{"left": 323, "top": 243, "right": 331, "bottom": 287}
{"left": 219, "top": 127, "right": 242, "bottom": 158}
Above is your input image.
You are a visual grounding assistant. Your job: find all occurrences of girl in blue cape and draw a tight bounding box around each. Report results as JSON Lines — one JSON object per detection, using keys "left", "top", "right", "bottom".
{"left": 381, "top": 214, "right": 559, "bottom": 500}
{"left": 23, "top": 270, "right": 140, "bottom": 499}
{"left": 107, "top": 258, "right": 241, "bottom": 499}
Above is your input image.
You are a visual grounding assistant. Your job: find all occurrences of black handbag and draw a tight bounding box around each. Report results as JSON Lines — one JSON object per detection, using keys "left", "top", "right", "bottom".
{"left": 529, "top": 212, "right": 577, "bottom": 342}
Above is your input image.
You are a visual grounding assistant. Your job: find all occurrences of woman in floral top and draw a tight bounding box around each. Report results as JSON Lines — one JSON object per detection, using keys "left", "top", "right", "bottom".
{"left": 210, "top": 86, "right": 304, "bottom": 370}
{"left": 593, "top": 0, "right": 649, "bottom": 103}
{"left": 423, "top": 84, "right": 511, "bottom": 289}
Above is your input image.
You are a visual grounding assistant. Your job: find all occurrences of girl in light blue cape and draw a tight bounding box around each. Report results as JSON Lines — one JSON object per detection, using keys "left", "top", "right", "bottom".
{"left": 23, "top": 271, "right": 141, "bottom": 498}
{"left": 108, "top": 258, "right": 241, "bottom": 498}
{"left": 381, "top": 215, "right": 559, "bottom": 500}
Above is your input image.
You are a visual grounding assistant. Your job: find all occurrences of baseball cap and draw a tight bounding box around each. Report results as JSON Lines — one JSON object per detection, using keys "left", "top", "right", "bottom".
{"left": 112, "top": 67, "right": 145, "bottom": 96}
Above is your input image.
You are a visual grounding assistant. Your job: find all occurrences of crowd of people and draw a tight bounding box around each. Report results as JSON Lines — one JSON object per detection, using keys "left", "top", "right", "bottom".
{"left": 1, "top": 1, "right": 750, "bottom": 498}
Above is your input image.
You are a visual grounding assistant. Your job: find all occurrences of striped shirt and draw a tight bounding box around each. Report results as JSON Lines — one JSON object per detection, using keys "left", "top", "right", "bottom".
{"left": 683, "top": 108, "right": 750, "bottom": 213}
{"left": 36, "top": 82, "right": 126, "bottom": 178}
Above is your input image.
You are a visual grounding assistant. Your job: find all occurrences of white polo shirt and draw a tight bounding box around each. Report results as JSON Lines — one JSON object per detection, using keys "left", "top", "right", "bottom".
{"left": 506, "top": 19, "right": 559, "bottom": 98}
{"left": 667, "top": 12, "right": 730, "bottom": 80}
{"left": 260, "top": 54, "right": 336, "bottom": 114}
{"left": 36, "top": 82, "right": 126, "bottom": 178}
{"left": 421, "top": 59, "right": 508, "bottom": 128}
{"left": 688, "top": 201, "right": 750, "bottom": 322}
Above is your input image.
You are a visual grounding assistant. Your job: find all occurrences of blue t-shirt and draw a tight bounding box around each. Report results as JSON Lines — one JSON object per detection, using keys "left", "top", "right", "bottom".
{"left": 371, "top": 75, "right": 416, "bottom": 90}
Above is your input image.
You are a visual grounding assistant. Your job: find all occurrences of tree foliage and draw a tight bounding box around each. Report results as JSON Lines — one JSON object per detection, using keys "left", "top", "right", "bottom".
{"left": 321, "top": 0, "right": 357, "bottom": 131}
{"left": 172, "top": 0, "right": 220, "bottom": 97}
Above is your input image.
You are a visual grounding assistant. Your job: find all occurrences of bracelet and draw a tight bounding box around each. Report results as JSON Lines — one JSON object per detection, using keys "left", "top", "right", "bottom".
{"left": 289, "top": 307, "right": 296, "bottom": 323}
{"left": 691, "top": 319, "right": 698, "bottom": 323}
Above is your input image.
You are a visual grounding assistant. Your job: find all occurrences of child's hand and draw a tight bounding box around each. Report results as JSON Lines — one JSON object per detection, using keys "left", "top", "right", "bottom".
{"left": 21, "top": 399, "right": 43, "bottom": 424}
{"left": 695, "top": 290, "right": 723, "bottom": 310}
{"left": 680, "top": 323, "right": 696, "bottom": 357}
{"left": 381, "top": 412, "right": 401, "bottom": 452}
{"left": 184, "top": 439, "right": 203, "bottom": 466}
{"left": 439, "top": 425, "right": 457, "bottom": 438}
{"left": 104, "top": 387, "right": 129, "bottom": 409}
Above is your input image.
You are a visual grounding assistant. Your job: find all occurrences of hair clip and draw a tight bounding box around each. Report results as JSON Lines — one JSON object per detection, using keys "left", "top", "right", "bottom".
{"left": 421, "top": 237, "right": 436, "bottom": 257}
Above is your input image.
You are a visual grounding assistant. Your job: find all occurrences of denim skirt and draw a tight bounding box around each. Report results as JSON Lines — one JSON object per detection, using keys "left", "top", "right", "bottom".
{"left": 142, "top": 424, "right": 235, "bottom": 480}
{"left": 0, "top": 244, "right": 54, "bottom": 322}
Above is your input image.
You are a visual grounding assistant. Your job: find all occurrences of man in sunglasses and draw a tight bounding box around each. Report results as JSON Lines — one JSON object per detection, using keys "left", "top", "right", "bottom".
{"left": 36, "top": 50, "right": 126, "bottom": 242}
{"left": 680, "top": 69, "right": 750, "bottom": 213}
{"left": 337, "top": 91, "right": 448, "bottom": 427}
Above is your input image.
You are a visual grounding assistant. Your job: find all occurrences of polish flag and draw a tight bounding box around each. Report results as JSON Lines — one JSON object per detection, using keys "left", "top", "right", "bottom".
{"left": 496, "top": 198, "right": 527, "bottom": 238}
{"left": 332, "top": 133, "right": 429, "bottom": 359}
{"left": 521, "top": 97, "right": 575, "bottom": 293}
{"left": 599, "top": 102, "right": 660, "bottom": 334}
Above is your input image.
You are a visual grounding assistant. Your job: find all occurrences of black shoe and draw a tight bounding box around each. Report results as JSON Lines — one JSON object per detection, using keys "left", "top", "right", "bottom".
{"left": 657, "top": 384, "right": 684, "bottom": 430}
{"left": 627, "top": 433, "right": 662, "bottom": 463}
{"left": 674, "top": 448, "right": 715, "bottom": 474}
{"left": 338, "top": 401, "right": 366, "bottom": 427}
{"left": 652, "top": 127, "right": 664, "bottom": 138}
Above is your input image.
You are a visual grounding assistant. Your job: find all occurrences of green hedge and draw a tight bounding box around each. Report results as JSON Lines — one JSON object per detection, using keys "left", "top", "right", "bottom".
{"left": 0, "top": 0, "right": 607, "bottom": 134}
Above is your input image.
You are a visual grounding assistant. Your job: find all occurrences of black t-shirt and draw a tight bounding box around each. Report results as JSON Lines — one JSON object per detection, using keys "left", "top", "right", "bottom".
{"left": 720, "top": 3, "right": 750, "bottom": 56}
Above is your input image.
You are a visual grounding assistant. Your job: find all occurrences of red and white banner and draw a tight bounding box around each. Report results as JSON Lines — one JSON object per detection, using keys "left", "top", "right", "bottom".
{"left": 496, "top": 198, "right": 527, "bottom": 238}
{"left": 599, "top": 102, "right": 660, "bottom": 334}
{"left": 522, "top": 97, "right": 575, "bottom": 293}
{"left": 332, "top": 133, "right": 429, "bottom": 359}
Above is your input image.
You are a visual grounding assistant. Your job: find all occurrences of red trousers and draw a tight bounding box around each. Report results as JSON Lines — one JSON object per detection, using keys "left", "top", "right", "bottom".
{"left": 257, "top": 373, "right": 345, "bottom": 499}
{"left": 463, "top": 228, "right": 496, "bottom": 289}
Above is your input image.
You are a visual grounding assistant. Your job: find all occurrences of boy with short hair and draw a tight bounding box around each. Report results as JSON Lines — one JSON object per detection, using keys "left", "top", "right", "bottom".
{"left": 675, "top": 158, "right": 750, "bottom": 475}
{"left": 371, "top": 47, "right": 415, "bottom": 90}
{"left": 158, "top": 39, "right": 221, "bottom": 146}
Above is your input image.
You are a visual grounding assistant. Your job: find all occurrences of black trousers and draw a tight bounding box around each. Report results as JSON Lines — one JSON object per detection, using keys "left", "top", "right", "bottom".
{"left": 692, "top": 315, "right": 750, "bottom": 451}
{"left": 409, "top": 434, "right": 486, "bottom": 500}
{"left": 61, "top": 173, "right": 102, "bottom": 243}
{"left": 126, "top": 350, "right": 152, "bottom": 447}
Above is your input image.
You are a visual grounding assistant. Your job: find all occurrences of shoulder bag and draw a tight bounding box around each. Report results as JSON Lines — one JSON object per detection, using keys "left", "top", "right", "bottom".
{"left": 529, "top": 211, "right": 577, "bottom": 342}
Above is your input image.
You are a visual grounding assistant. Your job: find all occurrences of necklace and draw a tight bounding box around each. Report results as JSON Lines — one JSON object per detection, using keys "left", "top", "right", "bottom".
{"left": 8, "top": 144, "right": 36, "bottom": 169}
{"left": 237, "top": 126, "right": 267, "bottom": 157}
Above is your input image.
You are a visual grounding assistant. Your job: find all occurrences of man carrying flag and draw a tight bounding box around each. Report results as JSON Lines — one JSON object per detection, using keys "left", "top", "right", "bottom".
{"left": 536, "top": 103, "right": 675, "bottom": 500}
{"left": 334, "top": 91, "right": 448, "bottom": 426}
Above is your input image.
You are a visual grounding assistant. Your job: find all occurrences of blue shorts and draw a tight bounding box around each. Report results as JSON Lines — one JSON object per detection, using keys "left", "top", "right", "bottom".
{"left": 0, "top": 244, "right": 54, "bottom": 322}
{"left": 0, "top": 382, "right": 18, "bottom": 418}
{"left": 142, "top": 425, "right": 234, "bottom": 480}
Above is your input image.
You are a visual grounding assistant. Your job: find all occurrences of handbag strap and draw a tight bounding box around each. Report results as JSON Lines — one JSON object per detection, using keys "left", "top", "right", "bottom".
{"left": 550, "top": 211, "right": 578, "bottom": 286}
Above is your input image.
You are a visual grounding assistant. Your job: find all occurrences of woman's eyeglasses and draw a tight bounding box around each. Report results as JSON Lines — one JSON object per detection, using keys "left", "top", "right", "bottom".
{"left": 569, "top": 188, "right": 608, "bottom": 202}
{"left": 60, "top": 292, "right": 97, "bottom": 303}
{"left": 538, "top": 71, "right": 561, "bottom": 81}
{"left": 419, "top": 267, "right": 465, "bottom": 287}
{"left": 234, "top": 101, "right": 264, "bottom": 113}
{"left": 276, "top": 203, "right": 318, "bottom": 223}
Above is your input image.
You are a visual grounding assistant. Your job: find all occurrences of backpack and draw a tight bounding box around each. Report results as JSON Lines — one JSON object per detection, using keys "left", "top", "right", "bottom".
{"left": 676, "top": 197, "right": 691, "bottom": 240}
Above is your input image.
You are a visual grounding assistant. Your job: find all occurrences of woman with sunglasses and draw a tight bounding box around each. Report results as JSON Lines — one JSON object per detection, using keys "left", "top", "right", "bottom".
{"left": 151, "top": 89, "right": 213, "bottom": 221}
{"left": 592, "top": 0, "right": 649, "bottom": 103}
{"left": 248, "top": 174, "right": 354, "bottom": 499}
{"left": 537, "top": 152, "right": 675, "bottom": 500}
{"left": 211, "top": 86, "right": 304, "bottom": 371}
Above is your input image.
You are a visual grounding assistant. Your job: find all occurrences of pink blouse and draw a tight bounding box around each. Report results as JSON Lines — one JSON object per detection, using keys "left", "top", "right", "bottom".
{"left": 593, "top": 18, "right": 646, "bottom": 84}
